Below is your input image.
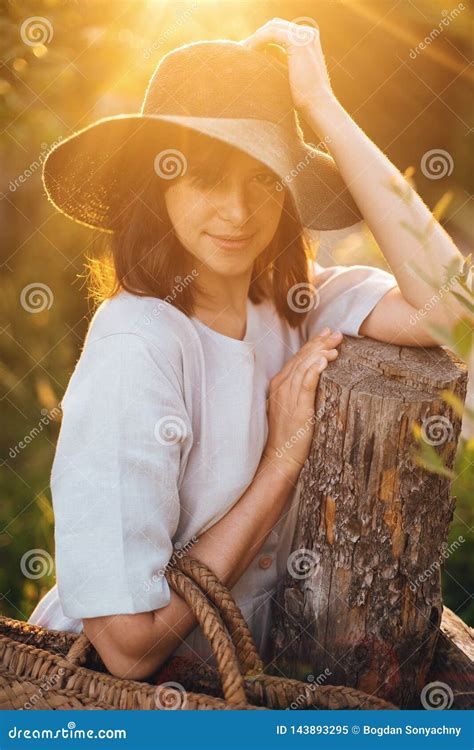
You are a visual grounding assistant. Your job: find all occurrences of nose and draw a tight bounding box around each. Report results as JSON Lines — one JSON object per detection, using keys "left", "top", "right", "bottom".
{"left": 212, "top": 175, "right": 252, "bottom": 227}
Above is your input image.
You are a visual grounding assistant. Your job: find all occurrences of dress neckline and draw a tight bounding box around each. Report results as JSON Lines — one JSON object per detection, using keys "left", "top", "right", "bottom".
{"left": 191, "top": 297, "right": 255, "bottom": 350}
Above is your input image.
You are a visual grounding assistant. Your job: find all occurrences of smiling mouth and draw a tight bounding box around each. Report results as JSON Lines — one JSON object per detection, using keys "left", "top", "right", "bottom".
{"left": 205, "top": 232, "right": 256, "bottom": 251}
{"left": 206, "top": 232, "right": 255, "bottom": 241}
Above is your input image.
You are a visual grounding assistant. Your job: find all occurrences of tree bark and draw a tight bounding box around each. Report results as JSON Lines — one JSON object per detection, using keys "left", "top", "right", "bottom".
{"left": 269, "top": 335, "right": 468, "bottom": 709}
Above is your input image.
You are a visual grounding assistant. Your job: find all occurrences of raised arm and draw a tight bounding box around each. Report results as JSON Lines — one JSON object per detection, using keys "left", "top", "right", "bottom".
{"left": 243, "top": 19, "right": 470, "bottom": 347}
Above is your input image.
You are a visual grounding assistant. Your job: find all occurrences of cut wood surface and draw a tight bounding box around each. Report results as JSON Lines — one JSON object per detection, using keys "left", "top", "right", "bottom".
{"left": 269, "top": 335, "right": 469, "bottom": 709}
{"left": 425, "top": 607, "right": 474, "bottom": 709}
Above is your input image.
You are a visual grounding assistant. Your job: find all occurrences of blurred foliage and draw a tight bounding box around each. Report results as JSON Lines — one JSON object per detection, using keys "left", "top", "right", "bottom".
{"left": 1, "top": 0, "right": 472, "bottom": 630}
{"left": 409, "top": 246, "right": 474, "bottom": 625}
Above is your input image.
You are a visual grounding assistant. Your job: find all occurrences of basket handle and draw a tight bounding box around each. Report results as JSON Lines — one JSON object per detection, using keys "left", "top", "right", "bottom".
{"left": 64, "top": 567, "right": 248, "bottom": 706}
{"left": 65, "top": 633, "right": 93, "bottom": 666}
{"left": 171, "top": 554, "right": 264, "bottom": 676}
{"left": 164, "top": 565, "right": 248, "bottom": 705}
{"left": 168, "top": 557, "right": 400, "bottom": 711}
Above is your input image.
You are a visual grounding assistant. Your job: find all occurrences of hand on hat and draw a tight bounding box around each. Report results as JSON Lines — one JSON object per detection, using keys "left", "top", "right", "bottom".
{"left": 240, "top": 18, "right": 336, "bottom": 117}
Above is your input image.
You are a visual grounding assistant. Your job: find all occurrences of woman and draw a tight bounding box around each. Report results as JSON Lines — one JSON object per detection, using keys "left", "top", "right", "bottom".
{"left": 29, "top": 20, "right": 465, "bottom": 680}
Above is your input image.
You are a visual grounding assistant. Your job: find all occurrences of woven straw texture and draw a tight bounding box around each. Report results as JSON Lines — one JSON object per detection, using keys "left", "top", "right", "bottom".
{"left": 1, "top": 555, "right": 400, "bottom": 711}
{"left": 42, "top": 40, "right": 362, "bottom": 234}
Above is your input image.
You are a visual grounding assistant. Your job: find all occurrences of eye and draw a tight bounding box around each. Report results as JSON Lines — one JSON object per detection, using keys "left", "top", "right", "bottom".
{"left": 255, "top": 171, "right": 278, "bottom": 187}
{"left": 188, "top": 166, "right": 219, "bottom": 186}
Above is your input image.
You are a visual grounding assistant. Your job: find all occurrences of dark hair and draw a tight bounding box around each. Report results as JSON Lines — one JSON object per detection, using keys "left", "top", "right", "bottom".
{"left": 85, "top": 126, "right": 318, "bottom": 329}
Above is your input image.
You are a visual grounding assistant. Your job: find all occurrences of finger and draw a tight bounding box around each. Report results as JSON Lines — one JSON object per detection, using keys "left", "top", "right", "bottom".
{"left": 269, "top": 346, "right": 335, "bottom": 417}
{"left": 293, "top": 357, "right": 327, "bottom": 410}
{"left": 295, "top": 330, "right": 343, "bottom": 361}
{"left": 240, "top": 18, "right": 295, "bottom": 51}
{"left": 293, "top": 346, "right": 339, "bottom": 376}
{"left": 320, "top": 347, "right": 339, "bottom": 360}
{"left": 242, "top": 18, "right": 320, "bottom": 53}
{"left": 292, "top": 348, "right": 330, "bottom": 378}
{"left": 291, "top": 352, "right": 330, "bottom": 402}
{"left": 273, "top": 333, "right": 340, "bottom": 390}
{"left": 307, "top": 328, "right": 343, "bottom": 344}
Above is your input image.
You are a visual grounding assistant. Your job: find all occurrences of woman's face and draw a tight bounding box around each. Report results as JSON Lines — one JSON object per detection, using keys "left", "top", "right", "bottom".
{"left": 163, "top": 145, "right": 285, "bottom": 277}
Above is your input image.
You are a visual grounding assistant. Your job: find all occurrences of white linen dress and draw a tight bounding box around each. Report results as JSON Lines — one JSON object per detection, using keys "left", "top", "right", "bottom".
{"left": 28, "top": 258, "right": 398, "bottom": 667}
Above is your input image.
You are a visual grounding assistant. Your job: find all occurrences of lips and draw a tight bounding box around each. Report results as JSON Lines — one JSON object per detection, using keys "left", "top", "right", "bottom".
{"left": 208, "top": 233, "right": 254, "bottom": 241}
{"left": 206, "top": 232, "right": 256, "bottom": 250}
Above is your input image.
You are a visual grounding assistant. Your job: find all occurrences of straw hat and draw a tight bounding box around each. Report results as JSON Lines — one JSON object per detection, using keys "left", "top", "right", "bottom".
{"left": 42, "top": 39, "right": 362, "bottom": 234}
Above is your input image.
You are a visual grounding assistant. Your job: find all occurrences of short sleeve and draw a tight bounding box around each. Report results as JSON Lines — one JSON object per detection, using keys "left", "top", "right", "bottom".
{"left": 302, "top": 260, "right": 399, "bottom": 339}
{"left": 51, "top": 332, "right": 192, "bottom": 619}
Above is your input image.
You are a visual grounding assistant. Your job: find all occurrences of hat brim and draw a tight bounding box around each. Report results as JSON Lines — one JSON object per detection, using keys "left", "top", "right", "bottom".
{"left": 42, "top": 113, "right": 362, "bottom": 233}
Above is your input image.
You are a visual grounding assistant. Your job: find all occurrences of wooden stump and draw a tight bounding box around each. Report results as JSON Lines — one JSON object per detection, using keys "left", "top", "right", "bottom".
{"left": 426, "top": 607, "right": 474, "bottom": 709}
{"left": 269, "top": 335, "right": 468, "bottom": 709}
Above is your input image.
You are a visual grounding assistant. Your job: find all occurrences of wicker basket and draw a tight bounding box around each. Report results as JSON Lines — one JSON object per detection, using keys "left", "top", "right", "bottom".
{"left": 3, "top": 553, "right": 468, "bottom": 710}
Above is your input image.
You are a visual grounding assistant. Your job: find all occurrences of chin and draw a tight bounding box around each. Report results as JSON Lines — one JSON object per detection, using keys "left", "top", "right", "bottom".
{"left": 207, "top": 262, "right": 251, "bottom": 277}
{"left": 201, "top": 250, "right": 254, "bottom": 272}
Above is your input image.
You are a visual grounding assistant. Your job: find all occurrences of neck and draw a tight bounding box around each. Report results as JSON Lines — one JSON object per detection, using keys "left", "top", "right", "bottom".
{"left": 192, "top": 266, "right": 252, "bottom": 341}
